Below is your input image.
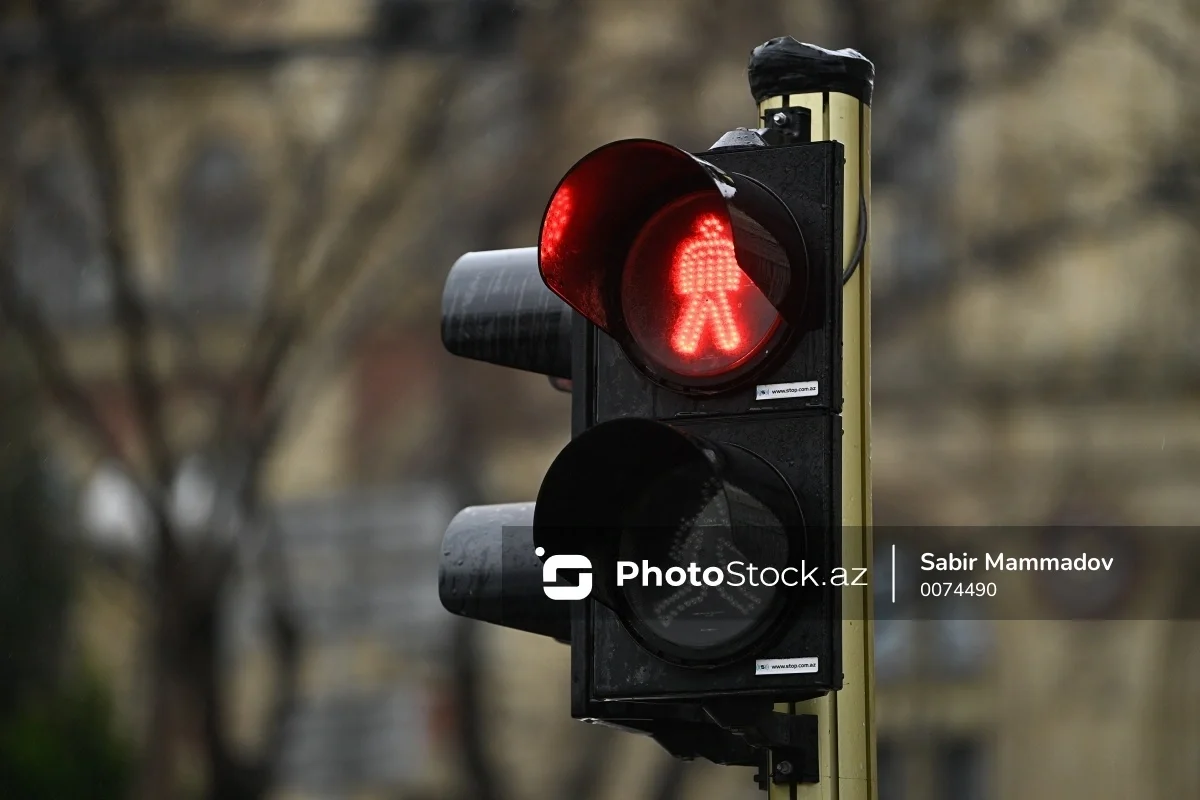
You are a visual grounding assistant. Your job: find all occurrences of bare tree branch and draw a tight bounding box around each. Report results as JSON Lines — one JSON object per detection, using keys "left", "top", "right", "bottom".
{"left": 155, "top": 303, "right": 227, "bottom": 393}
{"left": 189, "top": 409, "right": 288, "bottom": 599}
{"left": 167, "top": 52, "right": 475, "bottom": 800}
{"left": 0, "top": 69, "right": 161, "bottom": 505}
{"left": 38, "top": 0, "right": 176, "bottom": 500}
{"left": 209, "top": 60, "right": 469, "bottom": 473}
{"left": 875, "top": 167, "right": 1179, "bottom": 343}
{"left": 451, "top": 617, "right": 505, "bottom": 800}
{"left": 192, "top": 506, "right": 301, "bottom": 800}
{"left": 254, "top": 511, "right": 302, "bottom": 790}
{"left": 218, "top": 63, "right": 477, "bottom": 475}
{"left": 264, "top": 54, "right": 388, "bottom": 304}
{"left": 234, "top": 1, "right": 590, "bottom": 465}
{"left": 0, "top": 266, "right": 137, "bottom": 470}
{"left": 32, "top": 9, "right": 185, "bottom": 800}
{"left": 0, "top": 72, "right": 34, "bottom": 229}
{"left": 968, "top": 0, "right": 1120, "bottom": 95}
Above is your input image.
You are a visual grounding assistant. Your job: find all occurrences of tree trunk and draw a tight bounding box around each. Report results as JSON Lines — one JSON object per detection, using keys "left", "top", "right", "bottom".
{"left": 451, "top": 617, "right": 506, "bottom": 800}
{"left": 137, "top": 599, "right": 181, "bottom": 800}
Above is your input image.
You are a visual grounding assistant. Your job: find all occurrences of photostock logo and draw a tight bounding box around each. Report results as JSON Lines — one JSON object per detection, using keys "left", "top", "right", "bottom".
{"left": 536, "top": 545, "right": 867, "bottom": 602}
{"left": 535, "top": 547, "right": 593, "bottom": 601}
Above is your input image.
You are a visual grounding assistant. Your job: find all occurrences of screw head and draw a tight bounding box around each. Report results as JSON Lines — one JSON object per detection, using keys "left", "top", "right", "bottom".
{"left": 776, "top": 760, "right": 793, "bottom": 776}
{"left": 772, "top": 111, "right": 789, "bottom": 126}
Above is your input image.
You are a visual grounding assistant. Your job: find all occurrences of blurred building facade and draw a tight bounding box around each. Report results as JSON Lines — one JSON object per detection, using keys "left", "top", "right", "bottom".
{"left": 4, "top": 1, "right": 1200, "bottom": 800}
{"left": 6, "top": 1, "right": 504, "bottom": 798}
{"left": 867, "top": 2, "right": 1200, "bottom": 797}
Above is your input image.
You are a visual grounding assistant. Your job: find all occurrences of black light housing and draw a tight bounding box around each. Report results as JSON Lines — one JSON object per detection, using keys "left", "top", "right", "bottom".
{"left": 441, "top": 247, "right": 572, "bottom": 379}
{"left": 439, "top": 502, "right": 570, "bottom": 643}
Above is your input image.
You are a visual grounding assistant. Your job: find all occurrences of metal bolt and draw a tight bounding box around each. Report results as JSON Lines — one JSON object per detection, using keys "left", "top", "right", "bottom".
{"left": 772, "top": 111, "right": 789, "bottom": 126}
{"left": 776, "top": 761, "right": 793, "bottom": 776}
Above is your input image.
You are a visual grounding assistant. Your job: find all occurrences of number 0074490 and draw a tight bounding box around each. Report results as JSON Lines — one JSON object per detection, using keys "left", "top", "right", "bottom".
{"left": 919, "top": 582, "right": 997, "bottom": 598}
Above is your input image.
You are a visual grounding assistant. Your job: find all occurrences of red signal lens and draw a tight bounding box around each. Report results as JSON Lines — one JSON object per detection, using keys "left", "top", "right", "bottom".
{"left": 541, "top": 185, "right": 572, "bottom": 261}
{"left": 621, "top": 192, "right": 783, "bottom": 380}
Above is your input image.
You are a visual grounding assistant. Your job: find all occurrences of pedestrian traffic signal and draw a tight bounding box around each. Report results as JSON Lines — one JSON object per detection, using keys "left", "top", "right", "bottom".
{"left": 531, "top": 131, "right": 845, "bottom": 703}
{"left": 438, "top": 39, "right": 873, "bottom": 786}
{"left": 535, "top": 138, "right": 815, "bottom": 392}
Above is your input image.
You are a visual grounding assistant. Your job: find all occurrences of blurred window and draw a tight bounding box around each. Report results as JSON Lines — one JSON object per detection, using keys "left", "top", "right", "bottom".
{"left": 266, "top": 489, "right": 450, "bottom": 795}
{"left": 12, "top": 149, "right": 112, "bottom": 324}
{"left": 174, "top": 140, "right": 266, "bottom": 313}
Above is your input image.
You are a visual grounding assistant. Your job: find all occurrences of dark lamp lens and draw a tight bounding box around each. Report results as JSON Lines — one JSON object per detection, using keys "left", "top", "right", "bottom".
{"left": 620, "top": 192, "right": 783, "bottom": 380}
{"left": 617, "top": 466, "right": 790, "bottom": 659}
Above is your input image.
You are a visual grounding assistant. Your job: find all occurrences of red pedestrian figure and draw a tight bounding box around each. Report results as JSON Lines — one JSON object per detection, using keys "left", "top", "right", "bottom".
{"left": 671, "top": 213, "right": 744, "bottom": 355}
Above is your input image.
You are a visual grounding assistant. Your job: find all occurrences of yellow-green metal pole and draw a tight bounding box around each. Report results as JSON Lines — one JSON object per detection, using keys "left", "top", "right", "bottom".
{"left": 758, "top": 87, "right": 875, "bottom": 800}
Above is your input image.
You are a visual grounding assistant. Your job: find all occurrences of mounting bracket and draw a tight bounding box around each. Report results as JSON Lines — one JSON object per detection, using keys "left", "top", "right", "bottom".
{"left": 703, "top": 702, "right": 820, "bottom": 790}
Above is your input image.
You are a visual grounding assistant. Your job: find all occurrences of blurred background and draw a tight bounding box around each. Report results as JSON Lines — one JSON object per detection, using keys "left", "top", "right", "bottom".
{"left": 1, "top": 0, "right": 1198, "bottom": 799}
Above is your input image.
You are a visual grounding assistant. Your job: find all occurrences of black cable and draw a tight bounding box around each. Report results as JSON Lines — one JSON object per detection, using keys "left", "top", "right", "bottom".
{"left": 842, "top": 192, "right": 868, "bottom": 285}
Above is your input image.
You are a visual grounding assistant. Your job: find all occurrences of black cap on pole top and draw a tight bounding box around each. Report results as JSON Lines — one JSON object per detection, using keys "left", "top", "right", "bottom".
{"left": 748, "top": 38, "right": 875, "bottom": 106}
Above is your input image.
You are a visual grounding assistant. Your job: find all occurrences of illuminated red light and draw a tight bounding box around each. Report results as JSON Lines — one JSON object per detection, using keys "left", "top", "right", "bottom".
{"left": 670, "top": 214, "right": 744, "bottom": 356}
{"left": 621, "top": 192, "right": 782, "bottom": 381}
{"left": 541, "top": 186, "right": 573, "bottom": 261}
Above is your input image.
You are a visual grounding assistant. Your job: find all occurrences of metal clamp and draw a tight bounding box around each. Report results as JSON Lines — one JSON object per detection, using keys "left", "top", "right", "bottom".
{"left": 761, "top": 105, "right": 813, "bottom": 145}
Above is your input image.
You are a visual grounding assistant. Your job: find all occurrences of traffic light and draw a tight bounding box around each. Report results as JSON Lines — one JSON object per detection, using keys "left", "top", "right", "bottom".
{"left": 533, "top": 133, "right": 845, "bottom": 687}
{"left": 439, "top": 40, "right": 873, "bottom": 788}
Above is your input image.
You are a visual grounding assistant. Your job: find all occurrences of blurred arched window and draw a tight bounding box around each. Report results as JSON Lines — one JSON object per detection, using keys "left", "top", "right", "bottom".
{"left": 174, "top": 139, "right": 266, "bottom": 312}
{"left": 12, "top": 148, "right": 111, "bottom": 323}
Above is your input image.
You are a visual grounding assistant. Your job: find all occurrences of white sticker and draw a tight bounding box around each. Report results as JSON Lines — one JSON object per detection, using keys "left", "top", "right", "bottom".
{"left": 755, "top": 381, "right": 818, "bottom": 401}
{"left": 755, "top": 657, "right": 818, "bottom": 675}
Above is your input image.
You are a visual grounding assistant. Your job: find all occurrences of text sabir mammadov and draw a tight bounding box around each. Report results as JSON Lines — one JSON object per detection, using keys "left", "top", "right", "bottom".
{"left": 921, "top": 553, "right": 1115, "bottom": 572}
